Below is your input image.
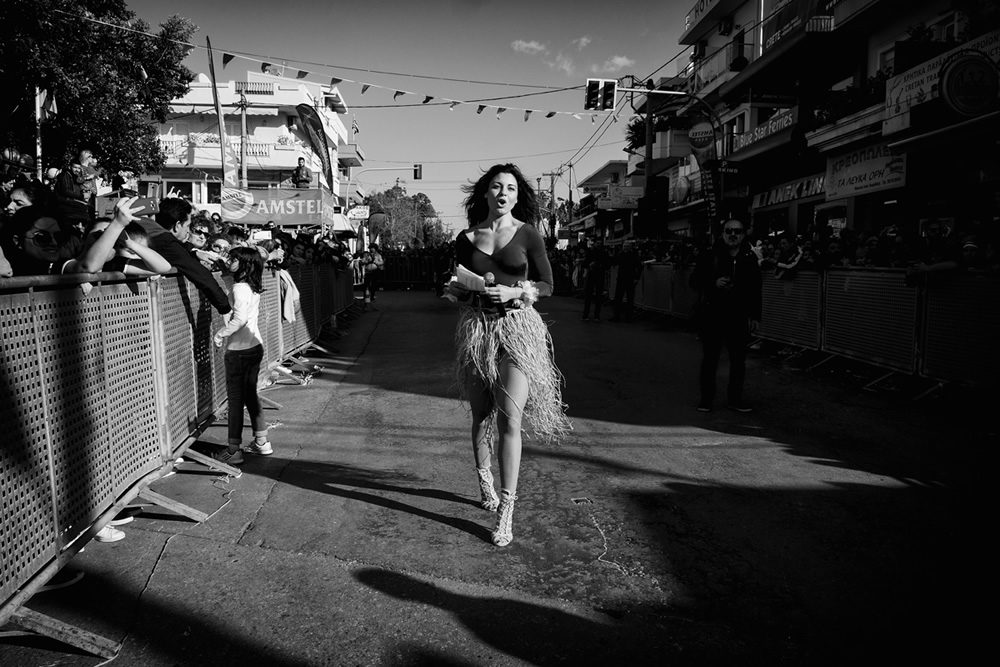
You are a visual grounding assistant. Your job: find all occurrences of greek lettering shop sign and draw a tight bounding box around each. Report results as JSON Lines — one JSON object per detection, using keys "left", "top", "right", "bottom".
{"left": 825, "top": 142, "right": 906, "bottom": 201}
{"left": 752, "top": 174, "right": 825, "bottom": 209}
{"left": 883, "top": 29, "right": 1000, "bottom": 135}
{"left": 731, "top": 107, "right": 798, "bottom": 154}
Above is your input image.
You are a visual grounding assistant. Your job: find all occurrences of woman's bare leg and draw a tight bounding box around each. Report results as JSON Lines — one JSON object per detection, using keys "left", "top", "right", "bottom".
{"left": 495, "top": 357, "right": 529, "bottom": 496}
{"left": 466, "top": 368, "right": 493, "bottom": 468}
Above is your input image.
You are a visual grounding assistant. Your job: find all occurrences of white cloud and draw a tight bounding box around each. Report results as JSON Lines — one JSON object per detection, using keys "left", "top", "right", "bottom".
{"left": 511, "top": 39, "right": 548, "bottom": 56}
{"left": 545, "top": 52, "right": 575, "bottom": 76}
{"left": 591, "top": 55, "right": 635, "bottom": 73}
{"left": 573, "top": 36, "right": 591, "bottom": 51}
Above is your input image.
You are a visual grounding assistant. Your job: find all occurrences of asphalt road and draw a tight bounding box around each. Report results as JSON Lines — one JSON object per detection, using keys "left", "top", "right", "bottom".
{"left": 4, "top": 289, "right": 988, "bottom": 666}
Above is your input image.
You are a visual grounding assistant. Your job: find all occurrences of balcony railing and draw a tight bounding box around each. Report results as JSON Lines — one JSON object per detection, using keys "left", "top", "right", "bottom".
{"left": 230, "top": 139, "right": 272, "bottom": 158}
{"left": 684, "top": 43, "right": 754, "bottom": 95}
{"left": 234, "top": 81, "right": 275, "bottom": 95}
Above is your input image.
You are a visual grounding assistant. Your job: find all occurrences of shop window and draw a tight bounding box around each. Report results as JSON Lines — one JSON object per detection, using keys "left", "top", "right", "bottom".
{"left": 815, "top": 202, "right": 848, "bottom": 238}
{"left": 928, "top": 12, "right": 959, "bottom": 42}
{"left": 207, "top": 182, "right": 221, "bottom": 204}
{"left": 164, "top": 181, "right": 194, "bottom": 202}
{"left": 878, "top": 45, "right": 895, "bottom": 75}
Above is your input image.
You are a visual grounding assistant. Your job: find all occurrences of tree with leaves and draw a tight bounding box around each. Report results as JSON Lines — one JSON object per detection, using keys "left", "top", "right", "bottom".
{"left": 0, "top": 0, "right": 196, "bottom": 181}
{"left": 365, "top": 185, "right": 449, "bottom": 250}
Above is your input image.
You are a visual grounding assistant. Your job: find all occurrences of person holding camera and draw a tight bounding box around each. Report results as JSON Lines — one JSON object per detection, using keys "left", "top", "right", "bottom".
{"left": 690, "top": 218, "right": 762, "bottom": 413}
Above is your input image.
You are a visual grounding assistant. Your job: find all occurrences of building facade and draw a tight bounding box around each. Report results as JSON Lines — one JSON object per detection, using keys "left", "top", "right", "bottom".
{"left": 630, "top": 0, "right": 998, "bottom": 242}
{"left": 147, "top": 70, "right": 365, "bottom": 228}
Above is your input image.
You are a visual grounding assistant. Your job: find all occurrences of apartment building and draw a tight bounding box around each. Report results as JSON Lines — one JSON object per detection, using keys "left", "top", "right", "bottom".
{"left": 633, "top": 0, "right": 998, "bottom": 240}
{"left": 146, "top": 70, "right": 365, "bottom": 228}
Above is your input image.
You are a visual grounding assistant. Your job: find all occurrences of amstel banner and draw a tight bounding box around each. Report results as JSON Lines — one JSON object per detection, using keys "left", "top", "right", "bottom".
{"left": 221, "top": 188, "right": 339, "bottom": 227}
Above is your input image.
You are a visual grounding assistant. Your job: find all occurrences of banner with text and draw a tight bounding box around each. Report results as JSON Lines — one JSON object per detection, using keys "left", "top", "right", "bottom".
{"left": 221, "top": 188, "right": 338, "bottom": 226}
{"left": 825, "top": 142, "right": 906, "bottom": 201}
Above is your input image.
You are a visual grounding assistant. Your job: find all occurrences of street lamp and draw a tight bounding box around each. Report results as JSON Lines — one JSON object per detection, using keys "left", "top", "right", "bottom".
{"left": 599, "top": 77, "right": 725, "bottom": 227}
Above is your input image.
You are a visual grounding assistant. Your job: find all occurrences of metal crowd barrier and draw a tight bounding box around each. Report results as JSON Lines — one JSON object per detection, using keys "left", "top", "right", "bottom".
{"left": 758, "top": 271, "right": 823, "bottom": 349}
{"left": 381, "top": 256, "right": 437, "bottom": 287}
{"left": 0, "top": 265, "right": 355, "bottom": 650}
{"left": 823, "top": 268, "right": 918, "bottom": 372}
{"left": 920, "top": 272, "right": 999, "bottom": 385}
{"left": 630, "top": 263, "right": 997, "bottom": 385}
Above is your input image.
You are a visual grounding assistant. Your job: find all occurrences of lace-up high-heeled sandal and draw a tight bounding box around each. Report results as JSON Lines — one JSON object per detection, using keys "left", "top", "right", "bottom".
{"left": 477, "top": 467, "right": 500, "bottom": 512}
{"left": 491, "top": 490, "right": 517, "bottom": 547}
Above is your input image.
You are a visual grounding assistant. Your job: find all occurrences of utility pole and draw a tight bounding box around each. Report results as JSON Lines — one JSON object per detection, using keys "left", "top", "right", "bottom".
{"left": 542, "top": 171, "right": 559, "bottom": 238}
{"left": 566, "top": 162, "right": 573, "bottom": 239}
{"left": 236, "top": 91, "right": 249, "bottom": 188}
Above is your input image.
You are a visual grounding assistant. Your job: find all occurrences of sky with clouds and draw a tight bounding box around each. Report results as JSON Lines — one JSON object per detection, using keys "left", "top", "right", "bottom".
{"left": 128, "top": 0, "right": 691, "bottom": 229}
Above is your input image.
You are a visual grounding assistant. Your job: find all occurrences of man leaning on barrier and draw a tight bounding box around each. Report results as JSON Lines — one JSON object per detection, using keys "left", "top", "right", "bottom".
{"left": 135, "top": 198, "right": 232, "bottom": 314}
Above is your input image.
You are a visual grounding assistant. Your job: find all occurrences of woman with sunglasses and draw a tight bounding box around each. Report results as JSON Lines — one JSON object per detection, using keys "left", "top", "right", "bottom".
{"left": 2, "top": 200, "right": 140, "bottom": 277}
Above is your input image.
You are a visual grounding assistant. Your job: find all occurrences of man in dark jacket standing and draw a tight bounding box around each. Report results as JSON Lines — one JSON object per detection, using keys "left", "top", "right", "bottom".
{"left": 609, "top": 241, "right": 643, "bottom": 322}
{"left": 581, "top": 239, "right": 610, "bottom": 322}
{"left": 691, "top": 218, "right": 761, "bottom": 412}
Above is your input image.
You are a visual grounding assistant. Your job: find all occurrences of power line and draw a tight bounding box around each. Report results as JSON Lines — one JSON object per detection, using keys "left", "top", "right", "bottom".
{"left": 549, "top": 1, "right": 792, "bottom": 177}
{"left": 54, "top": 8, "right": 570, "bottom": 91}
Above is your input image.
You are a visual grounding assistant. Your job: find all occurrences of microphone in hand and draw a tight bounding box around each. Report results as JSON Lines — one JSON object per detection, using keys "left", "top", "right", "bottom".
{"left": 483, "top": 272, "right": 506, "bottom": 316}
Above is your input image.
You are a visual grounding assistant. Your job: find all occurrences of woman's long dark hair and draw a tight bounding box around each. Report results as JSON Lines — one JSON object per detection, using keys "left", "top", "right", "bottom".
{"left": 229, "top": 246, "right": 265, "bottom": 293}
{"left": 461, "top": 163, "right": 539, "bottom": 227}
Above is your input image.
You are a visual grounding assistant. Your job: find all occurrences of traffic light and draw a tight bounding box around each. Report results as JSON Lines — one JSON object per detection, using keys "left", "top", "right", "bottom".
{"left": 601, "top": 80, "right": 617, "bottom": 110}
{"left": 413, "top": 164, "right": 422, "bottom": 180}
{"left": 584, "top": 79, "right": 601, "bottom": 110}
{"left": 584, "top": 79, "right": 617, "bottom": 111}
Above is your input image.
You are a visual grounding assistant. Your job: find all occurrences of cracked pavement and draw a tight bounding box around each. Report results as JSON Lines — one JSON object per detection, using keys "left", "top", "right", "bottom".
{"left": 4, "top": 290, "right": 987, "bottom": 666}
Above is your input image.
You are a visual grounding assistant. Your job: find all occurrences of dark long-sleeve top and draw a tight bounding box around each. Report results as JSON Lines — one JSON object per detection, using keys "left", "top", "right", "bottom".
{"left": 455, "top": 224, "right": 553, "bottom": 297}
{"left": 690, "top": 242, "right": 762, "bottom": 321}
{"left": 135, "top": 219, "right": 232, "bottom": 315}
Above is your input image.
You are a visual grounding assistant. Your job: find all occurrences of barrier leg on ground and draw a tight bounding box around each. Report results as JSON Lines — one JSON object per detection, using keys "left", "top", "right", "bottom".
{"left": 9, "top": 607, "right": 119, "bottom": 659}
{"left": 136, "top": 487, "right": 209, "bottom": 523}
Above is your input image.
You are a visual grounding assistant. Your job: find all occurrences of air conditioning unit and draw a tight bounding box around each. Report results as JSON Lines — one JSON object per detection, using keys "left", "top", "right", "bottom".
{"left": 692, "top": 41, "right": 706, "bottom": 61}
{"left": 719, "top": 18, "right": 734, "bottom": 36}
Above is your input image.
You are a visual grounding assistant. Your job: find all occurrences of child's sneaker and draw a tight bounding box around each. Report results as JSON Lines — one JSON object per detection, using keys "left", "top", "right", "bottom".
{"left": 212, "top": 448, "right": 244, "bottom": 465}
{"left": 244, "top": 440, "right": 273, "bottom": 456}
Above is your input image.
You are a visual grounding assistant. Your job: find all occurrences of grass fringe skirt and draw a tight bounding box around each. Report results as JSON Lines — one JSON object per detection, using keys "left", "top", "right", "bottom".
{"left": 455, "top": 306, "right": 571, "bottom": 445}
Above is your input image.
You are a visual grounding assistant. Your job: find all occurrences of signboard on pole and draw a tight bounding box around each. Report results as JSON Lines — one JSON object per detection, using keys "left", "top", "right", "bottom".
{"left": 347, "top": 205, "right": 370, "bottom": 221}
{"left": 609, "top": 186, "right": 643, "bottom": 209}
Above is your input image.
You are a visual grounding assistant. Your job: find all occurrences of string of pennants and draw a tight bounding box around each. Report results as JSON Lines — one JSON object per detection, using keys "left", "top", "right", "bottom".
{"left": 220, "top": 53, "right": 618, "bottom": 124}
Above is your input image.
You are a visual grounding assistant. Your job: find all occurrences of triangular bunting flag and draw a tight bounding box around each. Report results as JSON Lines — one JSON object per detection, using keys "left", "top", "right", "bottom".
{"left": 545, "top": 112, "right": 556, "bottom": 118}
{"left": 261, "top": 62, "right": 272, "bottom": 74}
{"left": 296, "top": 70, "right": 308, "bottom": 79}
{"left": 449, "top": 102, "right": 459, "bottom": 110}
{"left": 222, "top": 53, "right": 235, "bottom": 68}
{"left": 611, "top": 113, "right": 619, "bottom": 123}
{"left": 476, "top": 105, "right": 486, "bottom": 114}
{"left": 330, "top": 77, "right": 343, "bottom": 85}
{"left": 496, "top": 108, "right": 506, "bottom": 119}
{"left": 361, "top": 84, "right": 370, "bottom": 94}
{"left": 423, "top": 96, "right": 434, "bottom": 104}
{"left": 524, "top": 110, "right": 532, "bottom": 122}
{"left": 591, "top": 114, "right": 596, "bottom": 124}
{"left": 393, "top": 90, "right": 405, "bottom": 100}
{"left": 572, "top": 114, "right": 582, "bottom": 119}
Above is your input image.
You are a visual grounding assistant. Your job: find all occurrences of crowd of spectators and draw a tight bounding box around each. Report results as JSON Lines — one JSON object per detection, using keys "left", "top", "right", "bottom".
{"left": 1, "top": 160, "right": 359, "bottom": 285}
